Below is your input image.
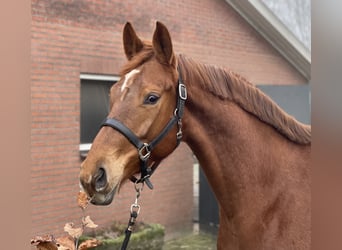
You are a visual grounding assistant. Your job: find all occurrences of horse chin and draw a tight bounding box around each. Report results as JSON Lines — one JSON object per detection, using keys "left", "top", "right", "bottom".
{"left": 90, "top": 186, "right": 117, "bottom": 206}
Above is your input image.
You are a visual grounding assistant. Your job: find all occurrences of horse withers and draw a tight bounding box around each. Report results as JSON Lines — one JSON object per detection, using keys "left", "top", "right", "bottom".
{"left": 79, "top": 22, "right": 311, "bottom": 249}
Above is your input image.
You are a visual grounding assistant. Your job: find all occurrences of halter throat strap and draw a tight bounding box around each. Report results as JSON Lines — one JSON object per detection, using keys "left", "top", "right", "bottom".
{"left": 101, "top": 69, "right": 187, "bottom": 189}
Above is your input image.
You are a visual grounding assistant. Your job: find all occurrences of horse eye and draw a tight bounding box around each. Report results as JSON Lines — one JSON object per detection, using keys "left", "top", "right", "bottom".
{"left": 144, "top": 94, "right": 160, "bottom": 105}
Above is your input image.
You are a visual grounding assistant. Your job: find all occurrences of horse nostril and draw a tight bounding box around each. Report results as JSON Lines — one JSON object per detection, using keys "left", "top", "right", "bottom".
{"left": 94, "top": 167, "right": 107, "bottom": 192}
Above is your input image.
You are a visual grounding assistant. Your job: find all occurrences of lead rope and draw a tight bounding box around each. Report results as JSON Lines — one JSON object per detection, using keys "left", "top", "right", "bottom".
{"left": 120, "top": 182, "right": 143, "bottom": 250}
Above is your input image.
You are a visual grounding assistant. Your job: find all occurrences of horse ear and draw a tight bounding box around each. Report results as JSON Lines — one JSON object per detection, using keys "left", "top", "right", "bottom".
{"left": 123, "top": 22, "right": 144, "bottom": 60}
{"left": 152, "top": 21, "right": 175, "bottom": 66}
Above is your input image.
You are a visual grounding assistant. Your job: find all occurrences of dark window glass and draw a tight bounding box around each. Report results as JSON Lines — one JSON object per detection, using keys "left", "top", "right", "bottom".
{"left": 80, "top": 79, "right": 116, "bottom": 144}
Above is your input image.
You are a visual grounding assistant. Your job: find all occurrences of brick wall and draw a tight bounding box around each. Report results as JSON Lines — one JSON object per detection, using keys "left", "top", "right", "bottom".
{"left": 31, "top": 0, "right": 306, "bottom": 238}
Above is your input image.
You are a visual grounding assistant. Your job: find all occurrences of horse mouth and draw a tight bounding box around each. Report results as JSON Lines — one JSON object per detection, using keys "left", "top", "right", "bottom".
{"left": 90, "top": 186, "right": 117, "bottom": 206}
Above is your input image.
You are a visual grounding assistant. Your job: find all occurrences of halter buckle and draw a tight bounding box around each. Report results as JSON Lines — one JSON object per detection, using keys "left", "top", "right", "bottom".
{"left": 178, "top": 83, "right": 187, "bottom": 100}
{"left": 138, "top": 143, "right": 151, "bottom": 161}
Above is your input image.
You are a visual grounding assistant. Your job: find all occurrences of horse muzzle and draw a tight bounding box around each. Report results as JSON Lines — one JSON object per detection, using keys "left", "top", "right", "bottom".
{"left": 89, "top": 186, "right": 116, "bottom": 205}
{"left": 79, "top": 167, "right": 117, "bottom": 206}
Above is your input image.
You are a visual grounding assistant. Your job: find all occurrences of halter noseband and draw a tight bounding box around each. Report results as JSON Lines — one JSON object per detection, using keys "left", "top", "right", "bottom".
{"left": 101, "top": 68, "right": 187, "bottom": 189}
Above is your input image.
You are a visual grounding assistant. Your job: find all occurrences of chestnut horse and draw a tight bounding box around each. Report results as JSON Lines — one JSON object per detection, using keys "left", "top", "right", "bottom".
{"left": 80, "top": 22, "right": 311, "bottom": 249}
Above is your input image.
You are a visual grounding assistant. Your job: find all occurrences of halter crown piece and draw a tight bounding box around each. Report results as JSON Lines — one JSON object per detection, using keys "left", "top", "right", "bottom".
{"left": 101, "top": 66, "right": 187, "bottom": 189}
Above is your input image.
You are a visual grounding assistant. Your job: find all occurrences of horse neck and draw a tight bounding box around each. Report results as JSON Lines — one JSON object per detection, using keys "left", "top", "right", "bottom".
{"left": 181, "top": 81, "right": 307, "bottom": 216}
{"left": 182, "top": 86, "right": 250, "bottom": 191}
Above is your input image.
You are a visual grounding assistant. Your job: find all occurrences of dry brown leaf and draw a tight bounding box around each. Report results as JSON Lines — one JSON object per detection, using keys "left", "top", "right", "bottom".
{"left": 64, "top": 223, "right": 83, "bottom": 239}
{"left": 30, "top": 235, "right": 58, "bottom": 250}
{"left": 56, "top": 236, "right": 76, "bottom": 250}
{"left": 78, "top": 239, "right": 101, "bottom": 250}
{"left": 77, "top": 191, "right": 90, "bottom": 210}
{"left": 32, "top": 191, "right": 101, "bottom": 249}
{"left": 31, "top": 235, "right": 55, "bottom": 245}
{"left": 56, "top": 236, "right": 75, "bottom": 250}
{"left": 82, "top": 216, "right": 98, "bottom": 229}
{"left": 35, "top": 242, "right": 59, "bottom": 250}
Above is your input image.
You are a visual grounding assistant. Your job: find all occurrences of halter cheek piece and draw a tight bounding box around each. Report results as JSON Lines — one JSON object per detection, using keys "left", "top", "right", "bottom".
{"left": 101, "top": 68, "right": 187, "bottom": 189}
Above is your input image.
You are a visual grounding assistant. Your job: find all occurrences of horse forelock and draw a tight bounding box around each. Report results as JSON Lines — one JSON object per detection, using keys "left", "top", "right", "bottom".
{"left": 120, "top": 42, "right": 154, "bottom": 76}
{"left": 178, "top": 54, "right": 311, "bottom": 145}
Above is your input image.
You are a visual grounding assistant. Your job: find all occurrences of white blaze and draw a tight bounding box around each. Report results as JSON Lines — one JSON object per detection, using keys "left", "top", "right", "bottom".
{"left": 121, "top": 69, "right": 140, "bottom": 92}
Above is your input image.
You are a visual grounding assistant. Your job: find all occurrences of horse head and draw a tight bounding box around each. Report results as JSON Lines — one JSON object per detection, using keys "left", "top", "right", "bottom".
{"left": 79, "top": 22, "right": 184, "bottom": 205}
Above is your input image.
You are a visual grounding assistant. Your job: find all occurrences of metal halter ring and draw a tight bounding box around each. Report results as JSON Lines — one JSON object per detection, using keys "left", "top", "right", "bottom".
{"left": 130, "top": 203, "right": 141, "bottom": 214}
{"left": 138, "top": 143, "right": 151, "bottom": 161}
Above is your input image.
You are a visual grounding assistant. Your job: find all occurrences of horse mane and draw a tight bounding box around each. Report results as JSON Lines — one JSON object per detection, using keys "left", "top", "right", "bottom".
{"left": 118, "top": 45, "right": 311, "bottom": 144}
{"left": 177, "top": 54, "right": 311, "bottom": 145}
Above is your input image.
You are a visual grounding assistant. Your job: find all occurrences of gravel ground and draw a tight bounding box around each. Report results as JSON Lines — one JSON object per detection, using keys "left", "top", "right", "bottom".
{"left": 163, "top": 232, "right": 217, "bottom": 250}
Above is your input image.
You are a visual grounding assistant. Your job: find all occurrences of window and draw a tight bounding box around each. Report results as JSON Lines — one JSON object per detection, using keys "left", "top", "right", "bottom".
{"left": 257, "top": 85, "right": 311, "bottom": 124}
{"left": 80, "top": 74, "right": 119, "bottom": 157}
